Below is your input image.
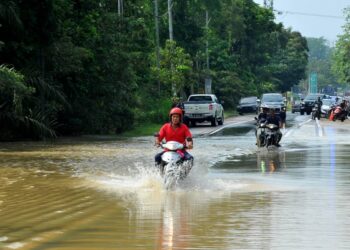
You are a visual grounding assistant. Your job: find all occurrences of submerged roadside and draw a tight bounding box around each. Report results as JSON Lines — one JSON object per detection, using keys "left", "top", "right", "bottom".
{"left": 120, "top": 110, "right": 241, "bottom": 137}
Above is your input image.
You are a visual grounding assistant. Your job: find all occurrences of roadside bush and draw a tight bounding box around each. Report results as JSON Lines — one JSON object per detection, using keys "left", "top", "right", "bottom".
{"left": 134, "top": 97, "right": 171, "bottom": 126}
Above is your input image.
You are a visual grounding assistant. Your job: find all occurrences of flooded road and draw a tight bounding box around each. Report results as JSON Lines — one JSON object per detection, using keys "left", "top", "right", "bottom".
{"left": 1, "top": 113, "right": 350, "bottom": 249}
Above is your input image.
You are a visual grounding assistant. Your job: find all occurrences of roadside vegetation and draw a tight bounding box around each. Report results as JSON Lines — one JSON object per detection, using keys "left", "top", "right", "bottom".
{"left": 0, "top": 0, "right": 316, "bottom": 140}
{"left": 122, "top": 108, "right": 237, "bottom": 137}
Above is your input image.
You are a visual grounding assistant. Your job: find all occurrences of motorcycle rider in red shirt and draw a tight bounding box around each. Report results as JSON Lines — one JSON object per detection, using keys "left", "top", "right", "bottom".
{"left": 154, "top": 107, "right": 193, "bottom": 172}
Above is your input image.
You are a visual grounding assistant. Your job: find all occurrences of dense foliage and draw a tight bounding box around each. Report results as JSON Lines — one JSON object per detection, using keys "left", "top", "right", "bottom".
{"left": 333, "top": 8, "right": 350, "bottom": 86}
{"left": 0, "top": 0, "right": 309, "bottom": 140}
{"left": 305, "top": 37, "right": 338, "bottom": 94}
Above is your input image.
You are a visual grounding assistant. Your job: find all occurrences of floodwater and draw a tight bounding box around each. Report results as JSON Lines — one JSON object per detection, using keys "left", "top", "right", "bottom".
{"left": 1, "top": 114, "right": 350, "bottom": 249}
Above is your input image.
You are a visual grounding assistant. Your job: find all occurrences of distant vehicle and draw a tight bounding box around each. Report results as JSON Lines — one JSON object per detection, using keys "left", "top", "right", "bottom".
{"left": 258, "top": 93, "right": 286, "bottom": 111}
{"left": 321, "top": 99, "right": 335, "bottom": 118}
{"left": 183, "top": 94, "right": 224, "bottom": 127}
{"left": 330, "top": 95, "right": 343, "bottom": 104}
{"left": 291, "top": 99, "right": 302, "bottom": 113}
{"left": 236, "top": 96, "right": 258, "bottom": 115}
{"left": 257, "top": 93, "right": 286, "bottom": 114}
{"left": 300, "top": 93, "right": 325, "bottom": 115}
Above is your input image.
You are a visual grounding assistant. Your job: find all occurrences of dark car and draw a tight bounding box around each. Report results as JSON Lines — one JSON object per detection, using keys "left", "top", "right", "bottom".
{"left": 257, "top": 93, "right": 287, "bottom": 122}
{"left": 300, "top": 93, "right": 325, "bottom": 115}
{"left": 258, "top": 93, "right": 286, "bottom": 113}
{"left": 237, "top": 96, "right": 258, "bottom": 115}
{"left": 292, "top": 99, "right": 302, "bottom": 113}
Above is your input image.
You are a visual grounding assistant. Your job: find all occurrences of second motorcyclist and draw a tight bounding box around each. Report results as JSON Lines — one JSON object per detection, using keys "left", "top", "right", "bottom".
{"left": 315, "top": 96, "right": 323, "bottom": 119}
{"left": 256, "top": 107, "right": 268, "bottom": 145}
{"left": 266, "top": 108, "right": 283, "bottom": 147}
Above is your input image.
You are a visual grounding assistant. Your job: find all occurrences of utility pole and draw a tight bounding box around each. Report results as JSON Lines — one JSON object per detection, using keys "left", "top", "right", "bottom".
{"left": 168, "top": 0, "right": 176, "bottom": 96}
{"left": 154, "top": 0, "right": 161, "bottom": 95}
{"left": 206, "top": 10, "right": 210, "bottom": 70}
{"left": 264, "top": 0, "right": 274, "bottom": 10}
{"left": 168, "top": 0, "right": 174, "bottom": 41}
{"left": 205, "top": 10, "right": 212, "bottom": 94}
{"left": 117, "top": 0, "right": 123, "bottom": 16}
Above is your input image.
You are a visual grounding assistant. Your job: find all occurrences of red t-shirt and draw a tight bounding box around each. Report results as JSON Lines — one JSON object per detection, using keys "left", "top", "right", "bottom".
{"left": 158, "top": 123, "right": 192, "bottom": 144}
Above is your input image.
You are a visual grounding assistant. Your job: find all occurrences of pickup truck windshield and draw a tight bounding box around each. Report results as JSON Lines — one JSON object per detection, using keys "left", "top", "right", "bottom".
{"left": 188, "top": 96, "right": 213, "bottom": 102}
{"left": 305, "top": 94, "right": 322, "bottom": 101}
{"left": 262, "top": 94, "right": 283, "bottom": 102}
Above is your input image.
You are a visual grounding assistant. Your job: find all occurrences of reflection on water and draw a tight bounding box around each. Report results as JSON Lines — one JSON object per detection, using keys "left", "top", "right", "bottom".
{"left": 1, "top": 118, "right": 350, "bottom": 249}
{"left": 257, "top": 150, "right": 285, "bottom": 173}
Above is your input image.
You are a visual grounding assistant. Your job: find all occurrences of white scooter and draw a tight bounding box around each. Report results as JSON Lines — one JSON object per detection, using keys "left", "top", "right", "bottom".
{"left": 158, "top": 141, "right": 193, "bottom": 190}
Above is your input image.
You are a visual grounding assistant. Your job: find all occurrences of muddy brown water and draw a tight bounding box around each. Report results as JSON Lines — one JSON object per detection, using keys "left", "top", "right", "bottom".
{"left": 1, "top": 115, "right": 350, "bottom": 249}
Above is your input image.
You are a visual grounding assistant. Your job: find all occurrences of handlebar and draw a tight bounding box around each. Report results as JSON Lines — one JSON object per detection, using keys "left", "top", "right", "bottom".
{"left": 160, "top": 143, "right": 188, "bottom": 149}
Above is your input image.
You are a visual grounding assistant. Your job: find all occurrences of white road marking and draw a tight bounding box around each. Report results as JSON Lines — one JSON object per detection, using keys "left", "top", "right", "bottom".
{"left": 315, "top": 118, "right": 323, "bottom": 137}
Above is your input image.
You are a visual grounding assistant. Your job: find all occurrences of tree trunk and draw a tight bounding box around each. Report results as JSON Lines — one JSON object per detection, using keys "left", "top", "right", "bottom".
{"left": 154, "top": 0, "right": 161, "bottom": 95}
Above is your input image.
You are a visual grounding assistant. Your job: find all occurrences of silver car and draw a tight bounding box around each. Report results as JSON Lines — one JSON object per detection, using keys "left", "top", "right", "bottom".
{"left": 321, "top": 98, "right": 335, "bottom": 118}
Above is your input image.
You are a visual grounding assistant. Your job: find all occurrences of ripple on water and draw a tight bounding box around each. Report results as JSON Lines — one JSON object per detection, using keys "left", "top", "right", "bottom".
{"left": 6, "top": 242, "right": 25, "bottom": 249}
{"left": 0, "top": 236, "right": 8, "bottom": 241}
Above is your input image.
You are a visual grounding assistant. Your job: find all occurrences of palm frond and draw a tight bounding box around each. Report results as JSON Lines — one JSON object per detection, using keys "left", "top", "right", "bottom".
{"left": 23, "top": 116, "right": 57, "bottom": 139}
{"left": 22, "top": 108, "right": 58, "bottom": 139}
{"left": 0, "top": 1, "right": 22, "bottom": 29}
{"left": 27, "top": 76, "right": 70, "bottom": 108}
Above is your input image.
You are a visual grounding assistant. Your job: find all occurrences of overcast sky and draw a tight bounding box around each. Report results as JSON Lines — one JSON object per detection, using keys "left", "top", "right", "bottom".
{"left": 253, "top": 0, "right": 350, "bottom": 44}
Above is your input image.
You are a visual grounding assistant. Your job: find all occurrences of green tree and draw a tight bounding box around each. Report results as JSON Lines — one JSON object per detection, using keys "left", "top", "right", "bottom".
{"left": 0, "top": 0, "right": 311, "bottom": 139}
{"left": 332, "top": 8, "right": 350, "bottom": 86}
{"left": 0, "top": 65, "right": 59, "bottom": 140}
{"left": 307, "top": 37, "right": 338, "bottom": 92}
{"left": 272, "top": 31, "right": 309, "bottom": 92}
{"left": 153, "top": 40, "right": 193, "bottom": 96}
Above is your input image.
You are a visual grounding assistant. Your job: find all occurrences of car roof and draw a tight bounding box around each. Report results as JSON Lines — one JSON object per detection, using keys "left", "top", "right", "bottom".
{"left": 189, "top": 94, "right": 215, "bottom": 97}
{"left": 262, "top": 93, "right": 282, "bottom": 96}
{"left": 240, "top": 96, "right": 257, "bottom": 100}
{"left": 304, "top": 93, "right": 324, "bottom": 99}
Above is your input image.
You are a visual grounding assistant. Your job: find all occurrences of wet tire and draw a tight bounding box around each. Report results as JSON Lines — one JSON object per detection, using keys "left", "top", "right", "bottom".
{"left": 218, "top": 112, "right": 224, "bottom": 125}
{"left": 211, "top": 116, "right": 218, "bottom": 127}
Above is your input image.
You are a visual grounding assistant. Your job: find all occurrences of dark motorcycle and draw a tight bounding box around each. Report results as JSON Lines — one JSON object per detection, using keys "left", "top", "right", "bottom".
{"left": 330, "top": 105, "right": 347, "bottom": 122}
{"left": 311, "top": 103, "right": 321, "bottom": 120}
{"left": 264, "top": 123, "right": 280, "bottom": 147}
{"left": 256, "top": 119, "right": 280, "bottom": 148}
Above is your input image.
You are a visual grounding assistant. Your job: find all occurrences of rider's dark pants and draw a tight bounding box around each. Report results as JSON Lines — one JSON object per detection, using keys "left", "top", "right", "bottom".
{"left": 155, "top": 151, "right": 193, "bottom": 165}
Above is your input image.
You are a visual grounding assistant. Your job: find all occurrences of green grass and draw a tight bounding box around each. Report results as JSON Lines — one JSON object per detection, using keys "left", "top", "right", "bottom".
{"left": 121, "top": 122, "right": 161, "bottom": 137}
{"left": 224, "top": 109, "right": 238, "bottom": 118}
{"left": 122, "top": 109, "right": 238, "bottom": 137}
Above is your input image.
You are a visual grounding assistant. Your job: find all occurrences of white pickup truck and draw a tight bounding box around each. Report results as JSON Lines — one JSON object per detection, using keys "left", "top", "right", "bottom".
{"left": 183, "top": 94, "right": 224, "bottom": 127}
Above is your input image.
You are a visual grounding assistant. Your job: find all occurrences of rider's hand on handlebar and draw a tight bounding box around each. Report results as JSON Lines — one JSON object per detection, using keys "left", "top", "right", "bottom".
{"left": 186, "top": 141, "right": 193, "bottom": 149}
{"left": 155, "top": 137, "right": 160, "bottom": 147}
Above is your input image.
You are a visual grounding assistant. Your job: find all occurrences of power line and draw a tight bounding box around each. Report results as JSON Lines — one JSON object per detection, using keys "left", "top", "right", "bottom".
{"left": 274, "top": 9, "right": 344, "bottom": 19}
